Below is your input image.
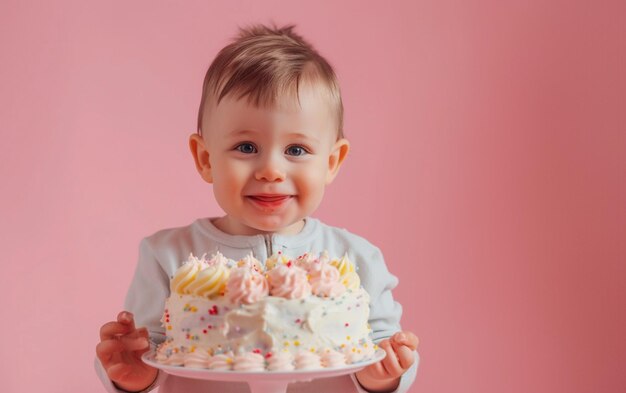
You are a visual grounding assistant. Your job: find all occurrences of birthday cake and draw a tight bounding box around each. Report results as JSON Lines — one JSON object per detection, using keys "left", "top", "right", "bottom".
{"left": 155, "top": 251, "right": 376, "bottom": 371}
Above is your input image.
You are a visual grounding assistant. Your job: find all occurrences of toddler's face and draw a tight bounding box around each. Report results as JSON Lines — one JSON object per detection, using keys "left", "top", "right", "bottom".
{"left": 190, "top": 84, "right": 349, "bottom": 235}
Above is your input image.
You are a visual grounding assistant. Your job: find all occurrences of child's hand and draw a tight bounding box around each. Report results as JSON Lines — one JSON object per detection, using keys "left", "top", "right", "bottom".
{"left": 355, "top": 331, "right": 419, "bottom": 392}
{"left": 96, "top": 311, "right": 158, "bottom": 392}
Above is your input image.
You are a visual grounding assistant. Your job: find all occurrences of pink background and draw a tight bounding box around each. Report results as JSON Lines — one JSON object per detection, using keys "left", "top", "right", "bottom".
{"left": 1, "top": 0, "right": 624, "bottom": 392}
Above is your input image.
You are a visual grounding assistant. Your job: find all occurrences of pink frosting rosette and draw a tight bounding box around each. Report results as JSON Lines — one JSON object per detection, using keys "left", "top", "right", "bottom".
{"left": 309, "top": 262, "right": 346, "bottom": 298}
{"left": 320, "top": 349, "right": 346, "bottom": 368}
{"left": 233, "top": 352, "right": 266, "bottom": 371}
{"left": 207, "top": 352, "right": 234, "bottom": 370}
{"left": 267, "top": 264, "right": 311, "bottom": 299}
{"left": 294, "top": 252, "right": 318, "bottom": 271}
{"left": 267, "top": 351, "right": 295, "bottom": 371}
{"left": 184, "top": 350, "right": 211, "bottom": 368}
{"left": 294, "top": 351, "right": 322, "bottom": 370}
{"left": 226, "top": 267, "right": 269, "bottom": 305}
{"left": 237, "top": 253, "right": 263, "bottom": 273}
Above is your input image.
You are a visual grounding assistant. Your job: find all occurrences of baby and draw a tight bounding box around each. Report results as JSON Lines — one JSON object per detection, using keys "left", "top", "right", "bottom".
{"left": 96, "top": 24, "right": 419, "bottom": 393}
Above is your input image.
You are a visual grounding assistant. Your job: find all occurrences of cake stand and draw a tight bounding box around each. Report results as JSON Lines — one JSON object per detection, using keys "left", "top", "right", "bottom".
{"left": 142, "top": 349, "right": 385, "bottom": 393}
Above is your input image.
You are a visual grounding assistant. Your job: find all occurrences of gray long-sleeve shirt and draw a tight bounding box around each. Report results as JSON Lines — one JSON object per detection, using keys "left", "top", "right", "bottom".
{"left": 96, "top": 216, "right": 418, "bottom": 392}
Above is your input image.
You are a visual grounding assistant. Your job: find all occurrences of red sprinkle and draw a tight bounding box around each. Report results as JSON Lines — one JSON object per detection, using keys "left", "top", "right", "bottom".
{"left": 253, "top": 348, "right": 261, "bottom": 354}
{"left": 287, "top": 261, "right": 292, "bottom": 267}
{"left": 265, "top": 352, "right": 273, "bottom": 359}
{"left": 345, "top": 323, "right": 349, "bottom": 327}
{"left": 203, "top": 329, "right": 208, "bottom": 334}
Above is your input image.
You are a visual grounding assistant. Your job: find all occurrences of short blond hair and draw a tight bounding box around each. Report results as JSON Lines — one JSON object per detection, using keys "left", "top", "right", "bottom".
{"left": 197, "top": 24, "right": 344, "bottom": 139}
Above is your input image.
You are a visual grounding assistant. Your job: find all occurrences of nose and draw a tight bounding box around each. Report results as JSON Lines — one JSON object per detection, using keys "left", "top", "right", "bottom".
{"left": 254, "top": 152, "right": 286, "bottom": 182}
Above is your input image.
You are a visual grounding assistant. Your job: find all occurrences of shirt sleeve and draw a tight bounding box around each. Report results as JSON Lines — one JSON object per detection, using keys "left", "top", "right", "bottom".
{"left": 94, "top": 238, "right": 171, "bottom": 392}
{"left": 352, "top": 246, "right": 419, "bottom": 393}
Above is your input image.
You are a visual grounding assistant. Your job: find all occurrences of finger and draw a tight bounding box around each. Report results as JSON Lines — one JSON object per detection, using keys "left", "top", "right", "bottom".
{"left": 404, "top": 332, "right": 419, "bottom": 351}
{"left": 97, "top": 336, "right": 150, "bottom": 363}
{"left": 388, "top": 337, "right": 416, "bottom": 370}
{"left": 96, "top": 339, "right": 126, "bottom": 366}
{"left": 380, "top": 340, "right": 403, "bottom": 377}
{"left": 117, "top": 311, "right": 136, "bottom": 331}
{"left": 396, "top": 346, "right": 415, "bottom": 370}
{"left": 392, "top": 331, "right": 419, "bottom": 351}
{"left": 100, "top": 321, "right": 134, "bottom": 341}
{"left": 106, "top": 362, "right": 134, "bottom": 382}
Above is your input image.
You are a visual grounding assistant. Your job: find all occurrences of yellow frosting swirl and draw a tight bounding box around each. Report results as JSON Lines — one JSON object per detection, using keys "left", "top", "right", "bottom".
{"left": 331, "top": 254, "right": 361, "bottom": 290}
{"left": 340, "top": 271, "right": 361, "bottom": 290}
{"left": 170, "top": 255, "right": 203, "bottom": 294}
{"left": 186, "top": 263, "right": 230, "bottom": 298}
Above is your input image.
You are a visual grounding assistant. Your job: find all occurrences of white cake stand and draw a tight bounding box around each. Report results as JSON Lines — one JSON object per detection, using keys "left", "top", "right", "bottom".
{"left": 142, "top": 350, "right": 385, "bottom": 393}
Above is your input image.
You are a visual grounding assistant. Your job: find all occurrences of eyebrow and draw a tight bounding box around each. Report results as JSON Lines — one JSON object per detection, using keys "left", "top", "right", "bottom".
{"left": 228, "top": 129, "right": 320, "bottom": 143}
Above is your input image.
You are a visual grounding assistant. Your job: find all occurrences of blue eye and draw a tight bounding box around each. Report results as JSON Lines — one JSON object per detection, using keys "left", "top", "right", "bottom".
{"left": 235, "top": 143, "right": 257, "bottom": 154}
{"left": 286, "top": 145, "right": 308, "bottom": 156}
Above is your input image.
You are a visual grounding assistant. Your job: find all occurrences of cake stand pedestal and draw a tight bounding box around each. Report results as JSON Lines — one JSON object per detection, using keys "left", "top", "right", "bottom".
{"left": 142, "top": 350, "right": 385, "bottom": 393}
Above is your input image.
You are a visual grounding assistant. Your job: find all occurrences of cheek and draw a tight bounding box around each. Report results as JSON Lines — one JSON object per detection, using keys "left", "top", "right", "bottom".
{"left": 213, "top": 161, "right": 248, "bottom": 196}
{"left": 296, "top": 163, "right": 327, "bottom": 200}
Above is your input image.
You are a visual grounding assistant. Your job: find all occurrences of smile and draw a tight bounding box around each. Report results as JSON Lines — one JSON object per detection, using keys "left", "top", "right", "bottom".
{"left": 246, "top": 195, "right": 293, "bottom": 209}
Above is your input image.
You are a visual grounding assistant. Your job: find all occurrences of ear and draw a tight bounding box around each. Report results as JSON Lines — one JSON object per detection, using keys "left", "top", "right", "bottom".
{"left": 189, "top": 133, "right": 213, "bottom": 183}
{"left": 326, "top": 138, "right": 350, "bottom": 185}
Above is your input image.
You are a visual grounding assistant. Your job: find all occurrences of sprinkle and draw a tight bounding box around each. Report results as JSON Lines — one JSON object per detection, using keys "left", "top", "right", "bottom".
{"left": 203, "top": 329, "right": 208, "bottom": 334}
{"left": 167, "top": 325, "right": 172, "bottom": 330}
{"left": 284, "top": 341, "right": 290, "bottom": 347}
{"left": 253, "top": 348, "right": 262, "bottom": 354}
{"left": 345, "top": 323, "right": 349, "bottom": 327}
{"left": 294, "top": 341, "right": 300, "bottom": 347}
{"left": 265, "top": 352, "right": 273, "bottom": 359}
{"left": 346, "top": 336, "right": 351, "bottom": 340}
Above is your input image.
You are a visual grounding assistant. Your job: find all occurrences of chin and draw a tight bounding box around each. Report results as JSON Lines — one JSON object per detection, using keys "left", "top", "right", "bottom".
{"left": 248, "top": 217, "right": 299, "bottom": 233}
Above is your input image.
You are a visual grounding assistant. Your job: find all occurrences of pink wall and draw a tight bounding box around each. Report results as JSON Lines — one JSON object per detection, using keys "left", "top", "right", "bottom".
{"left": 1, "top": 0, "right": 624, "bottom": 392}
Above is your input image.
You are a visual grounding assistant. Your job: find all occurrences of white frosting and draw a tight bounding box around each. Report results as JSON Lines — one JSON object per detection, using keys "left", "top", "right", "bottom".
{"left": 157, "top": 252, "right": 375, "bottom": 370}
